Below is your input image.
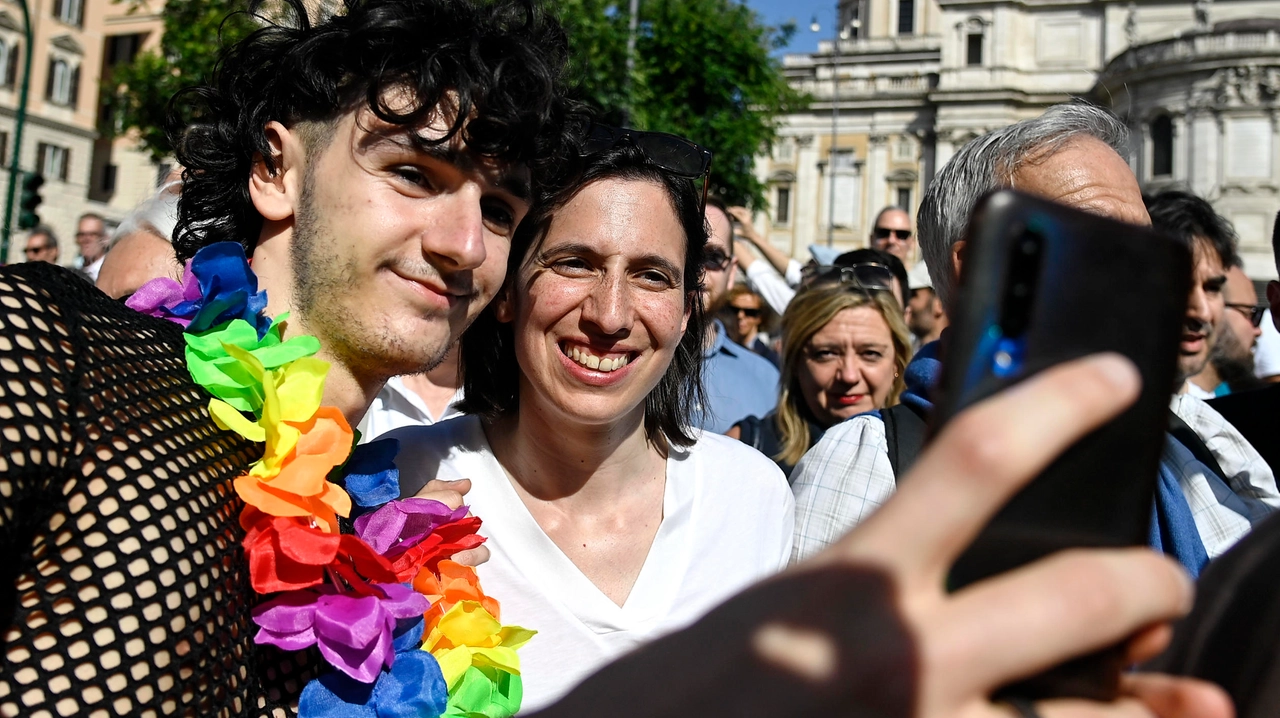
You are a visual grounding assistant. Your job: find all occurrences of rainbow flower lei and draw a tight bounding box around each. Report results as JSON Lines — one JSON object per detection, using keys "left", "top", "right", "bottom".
{"left": 127, "top": 242, "right": 532, "bottom": 717}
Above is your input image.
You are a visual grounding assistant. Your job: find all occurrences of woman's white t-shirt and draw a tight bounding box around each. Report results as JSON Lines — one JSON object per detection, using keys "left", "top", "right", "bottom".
{"left": 388, "top": 415, "right": 794, "bottom": 711}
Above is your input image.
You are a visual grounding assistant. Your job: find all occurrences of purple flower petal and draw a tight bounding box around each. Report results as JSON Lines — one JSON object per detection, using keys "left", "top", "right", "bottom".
{"left": 353, "top": 499, "right": 468, "bottom": 555}
{"left": 250, "top": 584, "right": 431, "bottom": 683}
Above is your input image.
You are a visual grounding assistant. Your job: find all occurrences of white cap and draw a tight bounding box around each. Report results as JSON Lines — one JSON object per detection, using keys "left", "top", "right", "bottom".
{"left": 808, "top": 244, "right": 841, "bottom": 266}
{"left": 1254, "top": 309, "right": 1280, "bottom": 380}
{"left": 907, "top": 261, "right": 934, "bottom": 292}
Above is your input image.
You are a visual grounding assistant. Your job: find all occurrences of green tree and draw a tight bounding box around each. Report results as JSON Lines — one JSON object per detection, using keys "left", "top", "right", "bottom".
{"left": 107, "top": 0, "right": 260, "bottom": 162}
{"left": 556, "top": 0, "right": 804, "bottom": 208}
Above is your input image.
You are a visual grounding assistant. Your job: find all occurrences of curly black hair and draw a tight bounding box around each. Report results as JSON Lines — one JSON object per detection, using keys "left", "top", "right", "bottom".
{"left": 169, "top": 0, "right": 587, "bottom": 261}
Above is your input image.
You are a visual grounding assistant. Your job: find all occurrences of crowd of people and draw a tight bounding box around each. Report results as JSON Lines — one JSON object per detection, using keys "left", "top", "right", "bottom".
{"left": 3, "top": 0, "right": 1280, "bottom": 716}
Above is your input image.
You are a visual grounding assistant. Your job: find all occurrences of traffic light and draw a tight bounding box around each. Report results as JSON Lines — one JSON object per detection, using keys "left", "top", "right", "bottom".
{"left": 17, "top": 173, "right": 43, "bottom": 230}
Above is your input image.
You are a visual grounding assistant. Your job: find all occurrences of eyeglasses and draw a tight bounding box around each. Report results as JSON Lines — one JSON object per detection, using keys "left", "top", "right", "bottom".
{"left": 1226, "top": 302, "right": 1267, "bottom": 328}
{"left": 585, "top": 124, "right": 714, "bottom": 214}
{"left": 731, "top": 306, "right": 762, "bottom": 318}
{"left": 873, "top": 226, "right": 913, "bottom": 241}
{"left": 811, "top": 262, "right": 896, "bottom": 294}
{"left": 23, "top": 245, "right": 52, "bottom": 255}
{"left": 75, "top": 231, "right": 105, "bottom": 240}
{"left": 701, "top": 249, "right": 733, "bottom": 272}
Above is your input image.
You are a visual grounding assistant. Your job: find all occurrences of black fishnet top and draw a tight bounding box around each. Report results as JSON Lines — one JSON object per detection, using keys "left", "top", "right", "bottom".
{"left": 0, "top": 263, "right": 316, "bottom": 717}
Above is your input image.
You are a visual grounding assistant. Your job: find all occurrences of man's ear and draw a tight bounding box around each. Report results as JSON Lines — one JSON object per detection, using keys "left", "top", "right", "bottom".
{"left": 950, "top": 239, "right": 966, "bottom": 289}
{"left": 248, "top": 121, "right": 307, "bottom": 222}
{"left": 1268, "top": 280, "right": 1280, "bottom": 332}
{"left": 493, "top": 283, "right": 516, "bottom": 324}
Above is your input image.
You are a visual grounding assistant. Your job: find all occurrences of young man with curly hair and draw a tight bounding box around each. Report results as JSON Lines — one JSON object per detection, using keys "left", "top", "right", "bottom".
{"left": 0, "top": 1, "right": 581, "bottom": 714}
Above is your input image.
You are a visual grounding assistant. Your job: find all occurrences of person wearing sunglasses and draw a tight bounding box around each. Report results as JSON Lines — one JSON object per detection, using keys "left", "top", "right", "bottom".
{"left": 731, "top": 283, "right": 912, "bottom": 477}
{"left": 721, "top": 285, "right": 780, "bottom": 368}
{"left": 696, "top": 196, "right": 783, "bottom": 433}
{"left": 1192, "top": 264, "right": 1265, "bottom": 397}
{"left": 868, "top": 206, "right": 916, "bottom": 266}
{"left": 391, "top": 133, "right": 794, "bottom": 711}
{"left": 21, "top": 226, "right": 60, "bottom": 265}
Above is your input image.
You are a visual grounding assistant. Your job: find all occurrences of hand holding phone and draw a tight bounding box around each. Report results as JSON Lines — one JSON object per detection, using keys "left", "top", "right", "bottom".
{"left": 932, "top": 189, "right": 1192, "bottom": 701}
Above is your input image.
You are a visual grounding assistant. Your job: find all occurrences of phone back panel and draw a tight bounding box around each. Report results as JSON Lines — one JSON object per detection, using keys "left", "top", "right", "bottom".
{"left": 935, "top": 190, "right": 1191, "bottom": 589}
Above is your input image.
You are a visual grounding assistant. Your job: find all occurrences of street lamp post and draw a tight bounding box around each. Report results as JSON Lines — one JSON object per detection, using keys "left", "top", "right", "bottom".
{"left": 813, "top": 13, "right": 856, "bottom": 248}
{"left": 1, "top": 0, "right": 34, "bottom": 263}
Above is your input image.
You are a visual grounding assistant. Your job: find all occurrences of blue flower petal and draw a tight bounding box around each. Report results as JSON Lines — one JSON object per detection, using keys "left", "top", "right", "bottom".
{"left": 184, "top": 242, "right": 272, "bottom": 338}
{"left": 344, "top": 438, "right": 402, "bottom": 508}
{"left": 298, "top": 638, "right": 447, "bottom": 718}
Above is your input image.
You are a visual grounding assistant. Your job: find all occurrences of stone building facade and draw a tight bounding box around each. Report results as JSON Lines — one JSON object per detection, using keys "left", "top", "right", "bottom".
{"left": 756, "top": 0, "right": 1280, "bottom": 280}
{"left": 1096, "top": 17, "right": 1280, "bottom": 278}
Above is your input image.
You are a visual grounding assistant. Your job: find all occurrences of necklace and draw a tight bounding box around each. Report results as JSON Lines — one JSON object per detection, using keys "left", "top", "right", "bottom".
{"left": 127, "top": 242, "right": 531, "bottom": 717}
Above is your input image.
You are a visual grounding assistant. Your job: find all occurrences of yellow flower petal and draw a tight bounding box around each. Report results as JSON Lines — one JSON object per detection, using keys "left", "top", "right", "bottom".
{"left": 208, "top": 399, "right": 266, "bottom": 442}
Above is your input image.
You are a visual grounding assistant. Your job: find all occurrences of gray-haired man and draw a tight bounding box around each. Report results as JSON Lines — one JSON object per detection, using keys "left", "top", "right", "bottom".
{"left": 791, "top": 103, "right": 1278, "bottom": 571}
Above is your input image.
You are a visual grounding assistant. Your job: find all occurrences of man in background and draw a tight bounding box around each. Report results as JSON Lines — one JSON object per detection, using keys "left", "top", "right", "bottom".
{"left": 1192, "top": 264, "right": 1264, "bottom": 395}
{"left": 698, "top": 199, "right": 780, "bottom": 433}
{"left": 904, "top": 262, "right": 947, "bottom": 351}
{"left": 22, "top": 226, "right": 59, "bottom": 264}
{"left": 74, "top": 212, "right": 110, "bottom": 281}
{"left": 868, "top": 206, "right": 915, "bottom": 267}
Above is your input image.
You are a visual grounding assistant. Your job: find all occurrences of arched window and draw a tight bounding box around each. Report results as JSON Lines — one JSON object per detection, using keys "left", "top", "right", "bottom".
{"left": 1151, "top": 115, "right": 1173, "bottom": 177}
{"left": 964, "top": 18, "right": 985, "bottom": 66}
{"left": 45, "top": 56, "right": 79, "bottom": 107}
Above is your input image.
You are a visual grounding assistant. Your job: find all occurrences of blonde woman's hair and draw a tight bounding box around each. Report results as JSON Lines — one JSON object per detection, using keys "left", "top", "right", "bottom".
{"left": 774, "top": 285, "right": 913, "bottom": 466}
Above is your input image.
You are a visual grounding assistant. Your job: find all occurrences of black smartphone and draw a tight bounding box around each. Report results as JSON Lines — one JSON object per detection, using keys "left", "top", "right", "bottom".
{"left": 931, "top": 189, "right": 1192, "bottom": 701}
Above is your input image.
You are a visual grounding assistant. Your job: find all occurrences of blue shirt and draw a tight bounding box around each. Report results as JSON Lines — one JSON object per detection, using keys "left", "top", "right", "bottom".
{"left": 697, "top": 320, "right": 780, "bottom": 433}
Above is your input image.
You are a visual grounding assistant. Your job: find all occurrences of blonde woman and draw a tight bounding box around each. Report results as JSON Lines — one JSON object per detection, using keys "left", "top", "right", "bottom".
{"left": 732, "top": 283, "right": 912, "bottom": 476}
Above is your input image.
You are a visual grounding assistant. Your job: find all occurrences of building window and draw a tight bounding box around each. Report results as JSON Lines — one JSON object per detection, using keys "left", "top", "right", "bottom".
{"left": 1151, "top": 115, "right": 1173, "bottom": 178}
{"left": 0, "top": 131, "right": 8, "bottom": 167}
{"left": 106, "top": 34, "right": 143, "bottom": 67}
{"left": 895, "top": 137, "right": 914, "bottom": 162}
{"left": 776, "top": 139, "right": 794, "bottom": 162}
{"left": 843, "top": 0, "right": 864, "bottom": 40}
{"left": 832, "top": 149, "right": 856, "bottom": 170}
{"left": 53, "top": 0, "right": 83, "bottom": 27}
{"left": 46, "top": 57, "right": 79, "bottom": 108}
{"left": 897, "top": 187, "right": 912, "bottom": 211}
{"left": 0, "top": 39, "right": 16, "bottom": 89}
{"left": 775, "top": 186, "right": 791, "bottom": 225}
{"left": 100, "top": 163, "right": 117, "bottom": 193}
{"left": 897, "top": 0, "right": 915, "bottom": 35}
{"left": 966, "top": 32, "right": 984, "bottom": 66}
{"left": 37, "top": 142, "right": 70, "bottom": 181}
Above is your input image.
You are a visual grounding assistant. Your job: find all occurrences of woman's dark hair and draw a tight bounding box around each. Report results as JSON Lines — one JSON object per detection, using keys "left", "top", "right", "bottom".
{"left": 458, "top": 144, "right": 709, "bottom": 448}
{"left": 832, "top": 247, "right": 909, "bottom": 308}
{"left": 171, "top": 0, "right": 586, "bottom": 261}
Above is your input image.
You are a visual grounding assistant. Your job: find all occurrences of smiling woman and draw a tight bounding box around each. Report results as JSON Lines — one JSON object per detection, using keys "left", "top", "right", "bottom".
{"left": 387, "top": 137, "right": 795, "bottom": 710}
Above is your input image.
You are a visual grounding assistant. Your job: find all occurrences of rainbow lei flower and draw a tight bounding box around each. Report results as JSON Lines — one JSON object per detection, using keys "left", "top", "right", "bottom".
{"left": 129, "top": 242, "right": 532, "bottom": 717}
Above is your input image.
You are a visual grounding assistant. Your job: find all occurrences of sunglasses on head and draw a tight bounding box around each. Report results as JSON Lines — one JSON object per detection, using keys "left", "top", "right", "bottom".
{"left": 812, "top": 262, "right": 896, "bottom": 294}
{"left": 873, "top": 226, "right": 913, "bottom": 241}
{"left": 1226, "top": 302, "right": 1268, "bottom": 328}
{"left": 584, "top": 124, "right": 714, "bottom": 214}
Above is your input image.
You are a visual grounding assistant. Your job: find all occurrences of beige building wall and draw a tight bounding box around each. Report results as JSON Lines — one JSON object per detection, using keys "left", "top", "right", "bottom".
{"left": 0, "top": 0, "right": 165, "bottom": 266}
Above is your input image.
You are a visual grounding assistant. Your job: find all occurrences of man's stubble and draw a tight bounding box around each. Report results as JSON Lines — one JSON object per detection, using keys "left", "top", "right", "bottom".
{"left": 289, "top": 165, "right": 453, "bottom": 386}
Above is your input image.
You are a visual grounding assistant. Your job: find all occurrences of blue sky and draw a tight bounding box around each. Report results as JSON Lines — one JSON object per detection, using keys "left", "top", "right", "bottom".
{"left": 745, "top": 0, "right": 838, "bottom": 55}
